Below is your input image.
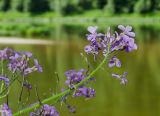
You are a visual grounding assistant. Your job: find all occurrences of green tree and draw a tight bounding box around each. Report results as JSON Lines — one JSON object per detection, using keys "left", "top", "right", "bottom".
{"left": 78, "top": 0, "right": 93, "bottom": 10}
{"left": 0, "top": 0, "right": 11, "bottom": 11}
{"left": 103, "top": 0, "right": 115, "bottom": 15}
{"left": 54, "top": 0, "right": 62, "bottom": 16}
{"left": 149, "top": 0, "right": 159, "bottom": 12}
{"left": 28, "top": 0, "right": 50, "bottom": 14}
{"left": 49, "top": 0, "right": 55, "bottom": 11}
{"left": 134, "top": 0, "right": 150, "bottom": 13}
{"left": 114, "top": 0, "right": 137, "bottom": 14}
{"left": 96, "top": 0, "right": 107, "bottom": 9}
{"left": 62, "top": 0, "right": 80, "bottom": 15}
{"left": 23, "top": 0, "right": 30, "bottom": 12}
{"left": 11, "top": 0, "right": 24, "bottom": 11}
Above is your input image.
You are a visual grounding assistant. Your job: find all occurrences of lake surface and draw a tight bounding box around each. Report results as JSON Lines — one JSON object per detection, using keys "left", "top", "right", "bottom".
{"left": 0, "top": 24, "right": 160, "bottom": 116}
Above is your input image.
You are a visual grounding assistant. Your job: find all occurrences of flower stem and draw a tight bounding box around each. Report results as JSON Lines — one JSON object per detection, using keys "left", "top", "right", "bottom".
{"left": 0, "top": 60, "right": 4, "bottom": 93}
{"left": 13, "top": 51, "right": 110, "bottom": 116}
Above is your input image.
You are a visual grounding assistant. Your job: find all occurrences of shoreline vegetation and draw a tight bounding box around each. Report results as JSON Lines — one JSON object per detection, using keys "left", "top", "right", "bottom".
{"left": 0, "top": 11, "right": 159, "bottom": 39}
{"left": 0, "top": 0, "right": 159, "bottom": 24}
{"left": 0, "top": 11, "right": 160, "bottom": 23}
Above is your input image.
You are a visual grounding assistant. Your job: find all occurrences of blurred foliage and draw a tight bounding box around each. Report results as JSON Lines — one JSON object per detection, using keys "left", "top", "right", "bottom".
{"left": 103, "top": 0, "right": 115, "bottom": 15}
{"left": 0, "top": 21, "right": 160, "bottom": 40}
{"left": 0, "top": 22, "right": 55, "bottom": 38}
{"left": 0, "top": 0, "right": 11, "bottom": 11}
{"left": 0, "top": 0, "right": 159, "bottom": 15}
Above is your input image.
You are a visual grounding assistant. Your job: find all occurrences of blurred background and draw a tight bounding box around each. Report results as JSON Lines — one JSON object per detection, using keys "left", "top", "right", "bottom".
{"left": 0, "top": 0, "right": 160, "bottom": 116}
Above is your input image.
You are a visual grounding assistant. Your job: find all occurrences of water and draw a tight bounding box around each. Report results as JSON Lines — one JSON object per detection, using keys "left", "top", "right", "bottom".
{"left": 0, "top": 24, "right": 160, "bottom": 116}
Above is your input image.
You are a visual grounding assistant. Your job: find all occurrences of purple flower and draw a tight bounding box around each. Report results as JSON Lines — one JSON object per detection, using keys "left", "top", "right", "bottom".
{"left": 73, "top": 87, "right": 95, "bottom": 98}
{"left": 8, "top": 52, "right": 28, "bottom": 73}
{"left": 30, "top": 104, "right": 59, "bottom": 116}
{"left": 118, "top": 25, "right": 135, "bottom": 37}
{"left": 0, "top": 48, "right": 11, "bottom": 60}
{"left": 69, "top": 107, "right": 76, "bottom": 113}
{"left": 111, "top": 72, "right": 128, "bottom": 85}
{"left": 121, "top": 35, "right": 137, "bottom": 52}
{"left": 110, "top": 34, "right": 137, "bottom": 53}
{"left": 1, "top": 103, "right": 12, "bottom": 116}
{"left": 23, "top": 82, "right": 32, "bottom": 90}
{"left": 108, "top": 56, "right": 121, "bottom": 67}
{"left": 65, "top": 69, "right": 96, "bottom": 98}
{"left": 84, "top": 45, "right": 92, "bottom": 54}
{"left": 9, "top": 51, "right": 20, "bottom": 60}
{"left": 64, "top": 69, "right": 87, "bottom": 88}
{"left": 82, "top": 25, "right": 137, "bottom": 89}
{"left": 84, "top": 40, "right": 102, "bottom": 60}
{"left": 88, "top": 26, "right": 98, "bottom": 34}
{"left": 86, "top": 26, "right": 104, "bottom": 42}
{"left": 42, "top": 104, "right": 59, "bottom": 116}
{"left": 29, "top": 112, "right": 35, "bottom": 116}
{"left": 23, "top": 51, "right": 32, "bottom": 58}
{"left": 110, "top": 38, "right": 123, "bottom": 51}
{"left": 86, "top": 41, "right": 99, "bottom": 53}
{"left": 0, "top": 75, "right": 9, "bottom": 86}
{"left": 84, "top": 25, "right": 137, "bottom": 61}
{"left": 23, "top": 68, "right": 34, "bottom": 76}
{"left": 109, "top": 25, "right": 137, "bottom": 52}
{"left": 7, "top": 49, "right": 42, "bottom": 76}
{"left": 120, "top": 78, "right": 128, "bottom": 85}
{"left": 66, "top": 104, "right": 76, "bottom": 113}
{"left": 111, "top": 73, "right": 121, "bottom": 79}
{"left": 34, "top": 59, "right": 43, "bottom": 72}
{"left": 86, "top": 26, "right": 103, "bottom": 42}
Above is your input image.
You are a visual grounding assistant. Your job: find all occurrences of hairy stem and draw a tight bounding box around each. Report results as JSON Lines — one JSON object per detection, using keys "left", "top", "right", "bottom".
{"left": 13, "top": 50, "right": 110, "bottom": 116}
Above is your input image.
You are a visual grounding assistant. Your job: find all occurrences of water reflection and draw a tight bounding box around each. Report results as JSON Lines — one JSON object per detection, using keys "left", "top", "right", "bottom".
{"left": 0, "top": 25, "right": 160, "bottom": 116}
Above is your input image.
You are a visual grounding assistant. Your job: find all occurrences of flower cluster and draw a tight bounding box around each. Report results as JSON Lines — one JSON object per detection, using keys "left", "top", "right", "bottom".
{"left": 85, "top": 25, "right": 137, "bottom": 58}
{"left": 63, "top": 69, "right": 95, "bottom": 114}
{"left": 65, "top": 69, "right": 86, "bottom": 88}
{"left": 84, "top": 25, "right": 137, "bottom": 84}
{"left": 30, "top": 104, "right": 59, "bottom": 116}
{"left": 0, "top": 48, "right": 42, "bottom": 89}
{"left": 64, "top": 69, "right": 95, "bottom": 98}
{"left": 8, "top": 50, "right": 42, "bottom": 76}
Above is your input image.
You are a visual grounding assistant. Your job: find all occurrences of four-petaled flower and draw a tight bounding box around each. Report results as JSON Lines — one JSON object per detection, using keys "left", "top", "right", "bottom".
{"left": 118, "top": 25, "right": 135, "bottom": 37}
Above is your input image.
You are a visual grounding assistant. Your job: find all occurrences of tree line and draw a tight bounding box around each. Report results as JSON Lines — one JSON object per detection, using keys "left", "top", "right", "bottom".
{"left": 0, "top": 0, "right": 159, "bottom": 15}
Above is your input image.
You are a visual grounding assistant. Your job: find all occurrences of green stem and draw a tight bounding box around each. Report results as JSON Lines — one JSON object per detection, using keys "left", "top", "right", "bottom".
{"left": 13, "top": 51, "right": 110, "bottom": 116}
{"left": 0, "top": 60, "right": 4, "bottom": 93}
{"left": 1, "top": 59, "right": 4, "bottom": 75}
{"left": 0, "top": 82, "right": 4, "bottom": 94}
